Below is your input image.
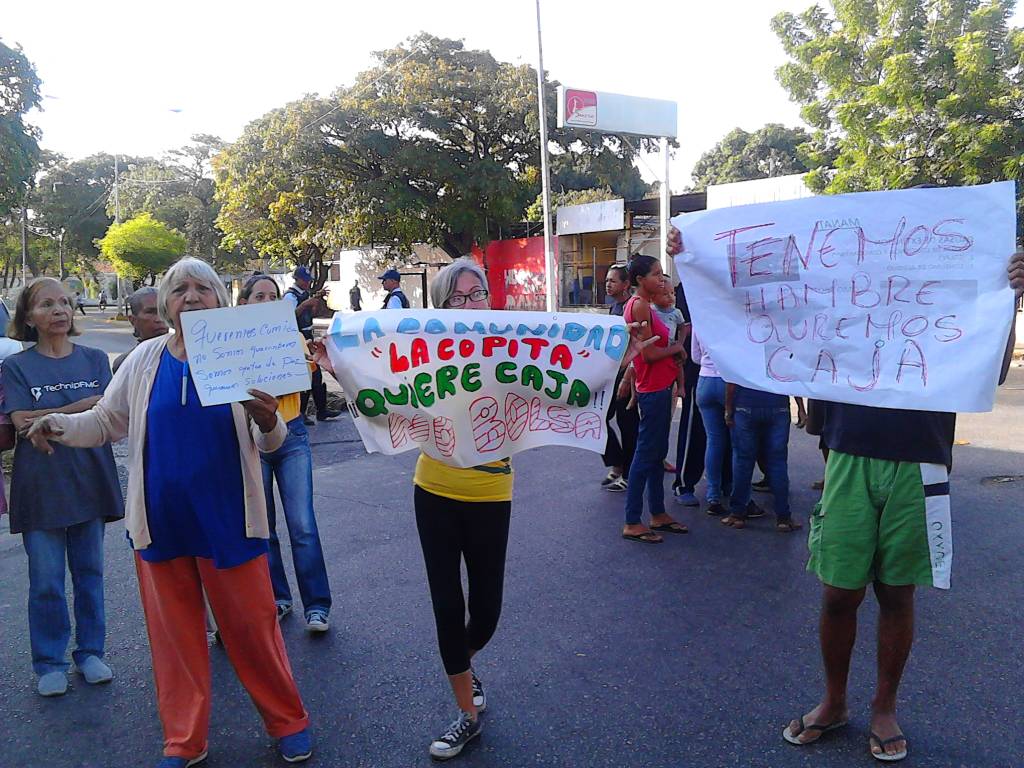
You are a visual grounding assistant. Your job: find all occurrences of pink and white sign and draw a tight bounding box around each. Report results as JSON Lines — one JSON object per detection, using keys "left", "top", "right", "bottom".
{"left": 674, "top": 182, "right": 1017, "bottom": 412}
{"left": 563, "top": 89, "right": 597, "bottom": 127}
{"left": 325, "top": 310, "right": 628, "bottom": 467}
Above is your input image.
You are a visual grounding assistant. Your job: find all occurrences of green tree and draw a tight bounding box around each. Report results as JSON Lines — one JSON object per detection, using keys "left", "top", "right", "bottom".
{"left": 215, "top": 33, "right": 654, "bottom": 269}
{"left": 690, "top": 124, "right": 812, "bottom": 190}
{"left": 0, "top": 222, "right": 57, "bottom": 286}
{"left": 113, "top": 135, "right": 248, "bottom": 271}
{"left": 0, "top": 39, "right": 42, "bottom": 217}
{"left": 31, "top": 153, "right": 151, "bottom": 274}
{"left": 773, "top": 0, "right": 1024, "bottom": 233}
{"left": 95, "top": 213, "right": 186, "bottom": 285}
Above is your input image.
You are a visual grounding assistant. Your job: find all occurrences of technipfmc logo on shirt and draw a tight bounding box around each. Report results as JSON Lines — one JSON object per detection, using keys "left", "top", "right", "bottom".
{"left": 30, "top": 379, "right": 101, "bottom": 402}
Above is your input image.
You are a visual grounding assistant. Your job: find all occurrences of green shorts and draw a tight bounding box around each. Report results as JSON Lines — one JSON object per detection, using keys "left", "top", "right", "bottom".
{"left": 807, "top": 450, "right": 952, "bottom": 590}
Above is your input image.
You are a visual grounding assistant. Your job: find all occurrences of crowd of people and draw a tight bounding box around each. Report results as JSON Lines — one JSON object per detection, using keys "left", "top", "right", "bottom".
{"left": 0, "top": 241, "right": 1021, "bottom": 766}
{"left": 602, "top": 247, "right": 807, "bottom": 544}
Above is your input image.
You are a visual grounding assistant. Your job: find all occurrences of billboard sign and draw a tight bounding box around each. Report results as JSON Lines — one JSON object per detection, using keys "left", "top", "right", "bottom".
{"left": 557, "top": 199, "right": 625, "bottom": 236}
{"left": 557, "top": 86, "right": 677, "bottom": 138}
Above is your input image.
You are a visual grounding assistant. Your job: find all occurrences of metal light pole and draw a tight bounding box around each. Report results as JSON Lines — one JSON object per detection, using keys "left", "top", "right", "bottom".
{"left": 659, "top": 136, "right": 671, "bottom": 274}
{"left": 113, "top": 154, "right": 127, "bottom": 318}
{"left": 535, "top": 0, "right": 557, "bottom": 312}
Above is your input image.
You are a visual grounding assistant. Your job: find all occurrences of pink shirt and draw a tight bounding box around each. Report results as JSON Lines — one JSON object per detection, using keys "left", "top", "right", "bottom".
{"left": 624, "top": 296, "right": 679, "bottom": 393}
{"left": 690, "top": 330, "right": 720, "bottom": 379}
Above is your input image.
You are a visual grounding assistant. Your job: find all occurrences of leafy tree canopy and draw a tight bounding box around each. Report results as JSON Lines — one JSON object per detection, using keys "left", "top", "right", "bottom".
{"left": 773, "top": 0, "right": 1024, "bottom": 233}
{"left": 95, "top": 213, "right": 186, "bottom": 284}
{"left": 690, "top": 123, "right": 812, "bottom": 190}
{"left": 0, "top": 39, "right": 42, "bottom": 216}
{"left": 215, "top": 33, "right": 655, "bottom": 269}
{"left": 112, "top": 135, "right": 249, "bottom": 272}
{"left": 31, "top": 152, "right": 149, "bottom": 266}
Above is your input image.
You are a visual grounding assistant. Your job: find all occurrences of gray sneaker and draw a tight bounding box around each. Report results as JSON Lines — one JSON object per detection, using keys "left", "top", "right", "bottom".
{"left": 471, "top": 671, "right": 486, "bottom": 712}
{"left": 77, "top": 655, "right": 113, "bottom": 684}
{"left": 37, "top": 670, "right": 68, "bottom": 697}
{"left": 429, "top": 712, "right": 481, "bottom": 760}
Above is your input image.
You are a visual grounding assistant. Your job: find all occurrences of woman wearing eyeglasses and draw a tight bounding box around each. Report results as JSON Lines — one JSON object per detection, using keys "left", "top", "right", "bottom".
{"left": 312, "top": 261, "right": 653, "bottom": 760}
{"left": 315, "top": 259, "right": 498, "bottom": 759}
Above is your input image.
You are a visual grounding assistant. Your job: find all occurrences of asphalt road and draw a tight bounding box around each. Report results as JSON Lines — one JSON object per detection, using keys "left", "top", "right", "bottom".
{"left": 0, "top": 317, "right": 1021, "bottom": 768}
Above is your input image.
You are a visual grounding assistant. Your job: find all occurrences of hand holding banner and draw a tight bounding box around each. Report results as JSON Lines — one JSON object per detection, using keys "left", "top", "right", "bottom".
{"left": 325, "top": 310, "right": 627, "bottom": 468}
{"left": 180, "top": 302, "right": 312, "bottom": 406}
{"left": 674, "top": 182, "right": 1017, "bottom": 412}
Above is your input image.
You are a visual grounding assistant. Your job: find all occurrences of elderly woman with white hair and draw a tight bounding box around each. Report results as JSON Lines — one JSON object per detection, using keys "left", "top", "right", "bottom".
{"left": 26, "top": 258, "right": 313, "bottom": 768}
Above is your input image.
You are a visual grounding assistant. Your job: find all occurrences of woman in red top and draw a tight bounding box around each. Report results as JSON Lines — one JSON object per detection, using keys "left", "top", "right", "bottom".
{"left": 621, "top": 255, "right": 689, "bottom": 543}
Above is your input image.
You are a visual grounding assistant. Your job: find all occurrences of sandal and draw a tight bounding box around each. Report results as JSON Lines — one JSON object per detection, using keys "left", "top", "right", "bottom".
{"left": 776, "top": 520, "right": 803, "bottom": 533}
{"left": 782, "top": 715, "right": 849, "bottom": 745}
{"left": 622, "top": 531, "right": 663, "bottom": 544}
{"left": 651, "top": 521, "right": 689, "bottom": 534}
{"left": 720, "top": 515, "right": 745, "bottom": 529}
{"left": 869, "top": 731, "right": 908, "bottom": 762}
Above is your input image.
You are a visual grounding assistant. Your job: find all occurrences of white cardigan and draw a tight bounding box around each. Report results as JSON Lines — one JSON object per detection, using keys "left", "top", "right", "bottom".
{"left": 46, "top": 335, "right": 287, "bottom": 550}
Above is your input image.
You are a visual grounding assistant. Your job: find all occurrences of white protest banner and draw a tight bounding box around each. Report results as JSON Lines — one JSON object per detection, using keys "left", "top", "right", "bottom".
{"left": 180, "top": 302, "right": 311, "bottom": 406}
{"left": 674, "top": 182, "right": 1017, "bottom": 412}
{"left": 324, "top": 310, "right": 627, "bottom": 468}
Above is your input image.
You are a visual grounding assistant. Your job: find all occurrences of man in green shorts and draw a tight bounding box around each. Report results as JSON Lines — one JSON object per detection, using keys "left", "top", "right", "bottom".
{"left": 783, "top": 250, "right": 1024, "bottom": 762}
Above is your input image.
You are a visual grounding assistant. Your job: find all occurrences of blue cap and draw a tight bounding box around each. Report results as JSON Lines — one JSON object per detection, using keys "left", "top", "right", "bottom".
{"left": 293, "top": 266, "right": 313, "bottom": 282}
{"left": 378, "top": 269, "right": 401, "bottom": 282}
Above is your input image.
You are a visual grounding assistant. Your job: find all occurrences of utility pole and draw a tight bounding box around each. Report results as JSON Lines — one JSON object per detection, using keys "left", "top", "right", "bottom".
{"left": 20, "top": 206, "right": 28, "bottom": 289}
{"left": 535, "top": 0, "right": 557, "bottom": 312}
{"left": 659, "top": 137, "right": 671, "bottom": 274}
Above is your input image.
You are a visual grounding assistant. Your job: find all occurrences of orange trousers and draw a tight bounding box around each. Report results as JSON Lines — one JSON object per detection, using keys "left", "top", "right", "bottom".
{"left": 135, "top": 553, "right": 309, "bottom": 759}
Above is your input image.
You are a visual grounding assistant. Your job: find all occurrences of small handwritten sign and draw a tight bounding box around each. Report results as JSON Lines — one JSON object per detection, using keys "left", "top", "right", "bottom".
{"left": 179, "top": 302, "right": 311, "bottom": 406}
{"left": 675, "top": 182, "right": 1017, "bottom": 412}
{"left": 325, "top": 309, "right": 626, "bottom": 468}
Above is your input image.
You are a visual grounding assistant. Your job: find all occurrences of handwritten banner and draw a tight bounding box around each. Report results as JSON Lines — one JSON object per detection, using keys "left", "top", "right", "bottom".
{"left": 674, "top": 182, "right": 1017, "bottom": 412}
{"left": 325, "top": 310, "right": 627, "bottom": 467}
{"left": 180, "top": 302, "right": 311, "bottom": 406}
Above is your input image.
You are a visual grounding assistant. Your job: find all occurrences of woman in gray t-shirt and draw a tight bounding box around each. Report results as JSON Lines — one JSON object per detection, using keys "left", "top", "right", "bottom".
{"left": 1, "top": 278, "right": 123, "bottom": 698}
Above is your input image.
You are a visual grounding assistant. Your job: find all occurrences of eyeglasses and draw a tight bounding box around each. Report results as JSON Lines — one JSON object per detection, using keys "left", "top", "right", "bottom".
{"left": 446, "top": 288, "right": 489, "bottom": 307}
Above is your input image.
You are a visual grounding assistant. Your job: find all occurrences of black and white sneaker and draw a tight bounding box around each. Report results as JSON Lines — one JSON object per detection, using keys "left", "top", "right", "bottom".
{"left": 600, "top": 470, "right": 620, "bottom": 488}
{"left": 471, "top": 671, "right": 486, "bottom": 712}
{"left": 746, "top": 501, "right": 767, "bottom": 519}
{"left": 429, "top": 712, "right": 481, "bottom": 761}
{"left": 706, "top": 501, "right": 727, "bottom": 516}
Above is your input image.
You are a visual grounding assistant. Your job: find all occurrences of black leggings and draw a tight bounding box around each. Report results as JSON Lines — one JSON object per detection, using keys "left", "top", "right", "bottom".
{"left": 414, "top": 486, "right": 511, "bottom": 675}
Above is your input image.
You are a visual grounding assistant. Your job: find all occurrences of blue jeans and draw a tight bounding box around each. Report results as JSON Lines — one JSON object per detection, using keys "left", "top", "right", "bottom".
{"left": 696, "top": 376, "right": 731, "bottom": 504}
{"left": 22, "top": 518, "right": 106, "bottom": 676}
{"left": 624, "top": 386, "right": 673, "bottom": 525}
{"left": 731, "top": 406, "right": 791, "bottom": 519}
{"left": 262, "top": 418, "right": 332, "bottom": 617}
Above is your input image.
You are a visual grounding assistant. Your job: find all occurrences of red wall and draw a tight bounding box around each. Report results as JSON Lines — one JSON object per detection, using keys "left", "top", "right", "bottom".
{"left": 472, "top": 236, "right": 556, "bottom": 310}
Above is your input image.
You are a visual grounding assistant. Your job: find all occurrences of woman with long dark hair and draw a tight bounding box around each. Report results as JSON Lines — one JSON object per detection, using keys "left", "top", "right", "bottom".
{"left": 621, "top": 255, "right": 689, "bottom": 544}
{"left": 238, "top": 274, "right": 332, "bottom": 632}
